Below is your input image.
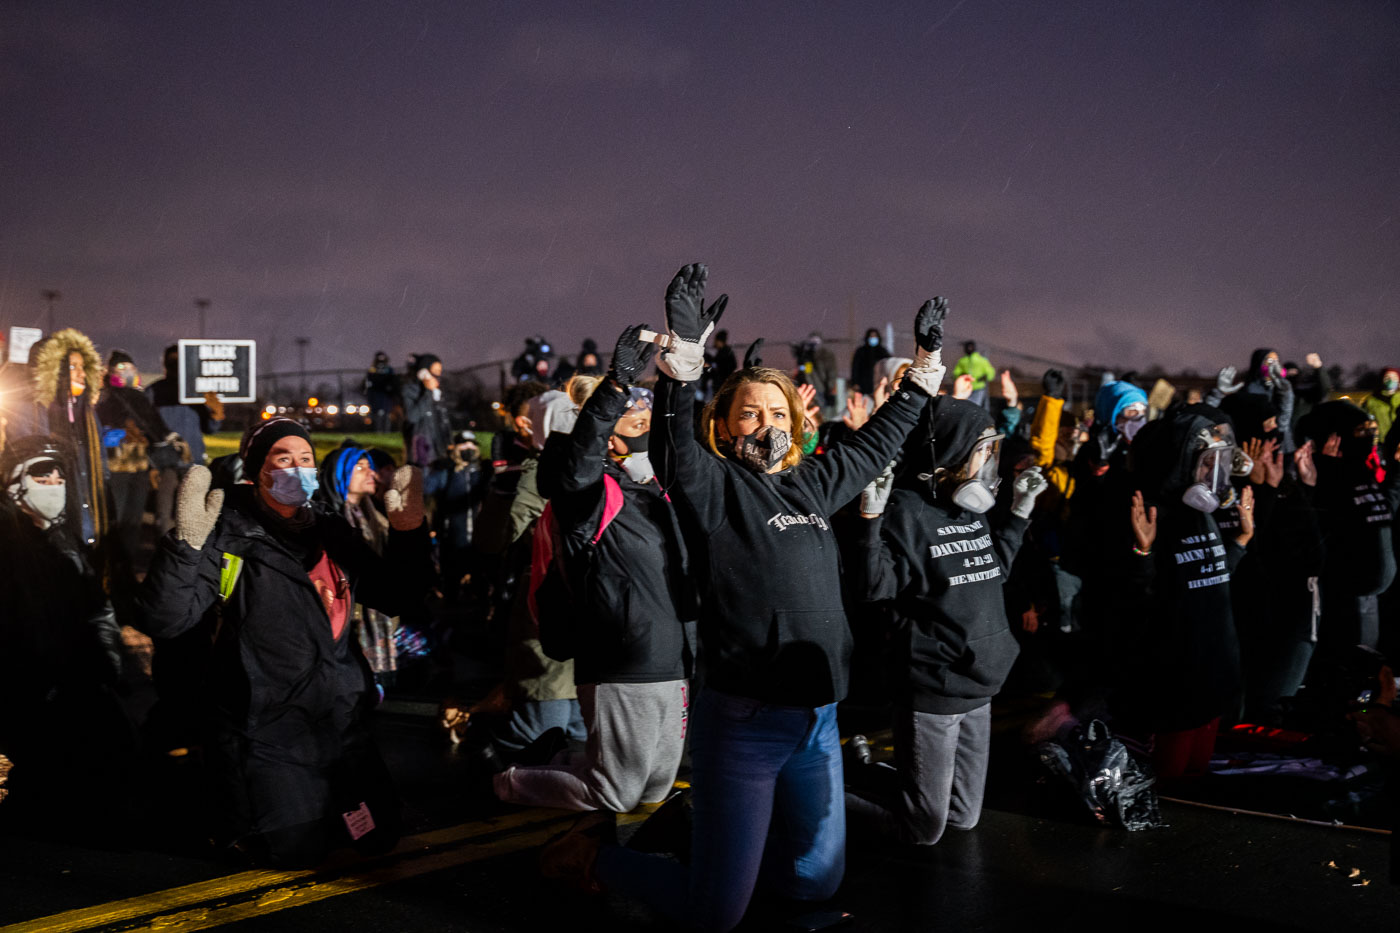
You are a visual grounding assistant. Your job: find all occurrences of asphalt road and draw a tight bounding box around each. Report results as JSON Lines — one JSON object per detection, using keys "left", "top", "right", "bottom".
{"left": 2, "top": 700, "right": 1396, "bottom": 933}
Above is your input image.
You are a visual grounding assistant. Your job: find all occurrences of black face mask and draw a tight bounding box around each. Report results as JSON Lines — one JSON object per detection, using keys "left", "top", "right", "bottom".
{"left": 728, "top": 426, "right": 791, "bottom": 473}
{"left": 616, "top": 431, "right": 649, "bottom": 454}
{"left": 1344, "top": 432, "right": 1378, "bottom": 463}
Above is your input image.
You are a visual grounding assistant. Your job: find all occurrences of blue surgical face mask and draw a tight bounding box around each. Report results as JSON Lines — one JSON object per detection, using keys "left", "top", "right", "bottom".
{"left": 266, "top": 467, "right": 319, "bottom": 506}
{"left": 866, "top": 336, "right": 880, "bottom": 347}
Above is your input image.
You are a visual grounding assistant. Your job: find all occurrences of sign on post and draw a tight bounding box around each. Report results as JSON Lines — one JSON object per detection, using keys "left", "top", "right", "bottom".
{"left": 8, "top": 326, "right": 43, "bottom": 364}
{"left": 178, "top": 339, "right": 257, "bottom": 404}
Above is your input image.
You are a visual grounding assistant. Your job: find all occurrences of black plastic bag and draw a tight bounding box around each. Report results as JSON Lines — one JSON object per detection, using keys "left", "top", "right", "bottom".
{"left": 1036, "top": 719, "right": 1165, "bottom": 830}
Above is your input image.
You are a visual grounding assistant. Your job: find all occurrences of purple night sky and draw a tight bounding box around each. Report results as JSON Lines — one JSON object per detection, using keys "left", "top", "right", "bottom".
{"left": 3, "top": 1, "right": 1397, "bottom": 378}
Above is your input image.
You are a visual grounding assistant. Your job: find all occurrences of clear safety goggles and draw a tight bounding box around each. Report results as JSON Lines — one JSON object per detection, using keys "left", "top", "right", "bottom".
{"left": 964, "top": 433, "right": 1004, "bottom": 488}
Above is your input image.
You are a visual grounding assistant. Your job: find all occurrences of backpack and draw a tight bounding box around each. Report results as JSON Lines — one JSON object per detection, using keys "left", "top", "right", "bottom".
{"left": 528, "top": 473, "right": 625, "bottom": 662}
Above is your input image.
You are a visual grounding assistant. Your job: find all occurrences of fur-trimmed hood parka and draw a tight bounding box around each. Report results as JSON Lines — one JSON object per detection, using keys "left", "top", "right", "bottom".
{"left": 29, "top": 328, "right": 109, "bottom": 547}
{"left": 32, "top": 328, "right": 103, "bottom": 408}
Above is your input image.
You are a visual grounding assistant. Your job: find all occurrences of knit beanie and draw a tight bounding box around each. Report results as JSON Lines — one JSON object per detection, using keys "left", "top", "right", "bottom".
{"left": 241, "top": 417, "right": 313, "bottom": 477}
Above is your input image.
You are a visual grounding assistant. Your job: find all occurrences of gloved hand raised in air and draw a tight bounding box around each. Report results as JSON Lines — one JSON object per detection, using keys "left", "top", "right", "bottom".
{"left": 902, "top": 298, "right": 948, "bottom": 397}
{"left": 1042, "top": 369, "right": 1066, "bottom": 401}
{"left": 1216, "top": 366, "right": 1244, "bottom": 396}
{"left": 385, "top": 465, "right": 425, "bottom": 531}
{"left": 609, "top": 323, "right": 656, "bottom": 388}
{"left": 658, "top": 263, "right": 727, "bottom": 382}
{"left": 175, "top": 464, "right": 224, "bottom": 550}
{"left": 860, "top": 461, "right": 898, "bottom": 517}
{"left": 1010, "top": 466, "right": 1048, "bottom": 519}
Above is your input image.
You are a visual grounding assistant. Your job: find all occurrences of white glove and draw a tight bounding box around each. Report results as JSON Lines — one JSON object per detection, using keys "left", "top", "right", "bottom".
{"left": 1216, "top": 366, "right": 1244, "bottom": 396}
{"left": 655, "top": 322, "right": 713, "bottom": 383}
{"left": 1010, "top": 466, "right": 1048, "bottom": 520}
{"left": 902, "top": 347, "right": 945, "bottom": 398}
{"left": 385, "top": 465, "right": 425, "bottom": 531}
{"left": 174, "top": 465, "right": 224, "bottom": 550}
{"left": 860, "top": 461, "right": 898, "bottom": 517}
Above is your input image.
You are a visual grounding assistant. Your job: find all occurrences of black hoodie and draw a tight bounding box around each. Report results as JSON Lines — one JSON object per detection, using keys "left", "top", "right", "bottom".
{"left": 1297, "top": 401, "right": 1396, "bottom": 599}
{"left": 537, "top": 379, "right": 695, "bottom": 686}
{"left": 653, "top": 373, "right": 929, "bottom": 707}
{"left": 854, "top": 397, "right": 1028, "bottom": 714}
{"left": 1109, "top": 405, "right": 1246, "bottom": 732}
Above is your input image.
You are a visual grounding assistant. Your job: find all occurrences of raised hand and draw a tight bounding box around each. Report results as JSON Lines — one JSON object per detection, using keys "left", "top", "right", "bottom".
{"left": 609, "top": 323, "right": 656, "bottom": 388}
{"left": 860, "top": 460, "right": 897, "bottom": 517}
{"left": 1322, "top": 433, "right": 1342, "bottom": 458}
{"left": 664, "top": 263, "right": 727, "bottom": 344}
{"left": 175, "top": 465, "right": 224, "bottom": 550}
{"left": 1130, "top": 490, "right": 1157, "bottom": 553}
{"left": 385, "top": 465, "right": 425, "bottom": 531}
{"left": 1216, "top": 366, "right": 1244, "bottom": 396}
{"left": 1000, "top": 370, "right": 1019, "bottom": 407}
{"left": 914, "top": 297, "right": 948, "bottom": 353}
{"left": 1011, "top": 466, "right": 1048, "bottom": 519}
{"left": 1237, "top": 485, "right": 1255, "bottom": 543}
{"left": 1294, "top": 440, "right": 1318, "bottom": 486}
{"left": 1261, "top": 440, "right": 1284, "bottom": 488}
{"left": 952, "top": 373, "right": 975, "bottom": 400}
{"left": 843, "top": 391, "right": 871, "bottom": 430}
{"left": 1244, "top": 437, "right": 1268, "bottom": 485}
{"left": 872, "top": 375, "right": 891, "bottom": 410}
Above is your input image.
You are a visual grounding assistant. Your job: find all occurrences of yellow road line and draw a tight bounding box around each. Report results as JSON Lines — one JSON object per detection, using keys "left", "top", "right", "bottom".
{"left": 3, "top": 809, "right": 569, "bottom": 933}
{"left": 112, "top": 824, "right": 566, "bottom": 932}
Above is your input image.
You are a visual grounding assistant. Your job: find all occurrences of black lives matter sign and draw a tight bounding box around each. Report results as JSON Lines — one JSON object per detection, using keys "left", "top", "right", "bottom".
{"left": 178, "top": 339, "right": 257, "bottom": 403}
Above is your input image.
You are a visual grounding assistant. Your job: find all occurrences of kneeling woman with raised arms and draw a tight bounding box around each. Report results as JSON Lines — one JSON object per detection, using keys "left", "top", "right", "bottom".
{"left": 553, "top": 264, "right": 950, "bottom": 932}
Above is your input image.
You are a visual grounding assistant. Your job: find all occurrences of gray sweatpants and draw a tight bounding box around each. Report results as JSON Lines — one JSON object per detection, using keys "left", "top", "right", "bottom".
{"left": 493, "top": 680, "right": 688, "bottom": 813}
{"left": 845, "top": 702, "right": 991, "bottom": 846}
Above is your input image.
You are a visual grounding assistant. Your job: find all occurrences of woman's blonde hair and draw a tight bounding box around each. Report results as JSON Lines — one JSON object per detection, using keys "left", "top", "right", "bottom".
{"left": 565, "top": 374, "right": 603, "bottom": 407}
{"left": 701, "top": 367, "right": 807, "bottom": 470}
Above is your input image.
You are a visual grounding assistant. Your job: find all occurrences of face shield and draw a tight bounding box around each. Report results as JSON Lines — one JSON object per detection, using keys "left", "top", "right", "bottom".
{"left": 951, "top": 432, "right": 1003, "bottom": 513}
{"left": 1183, "top": 423, "right": 1246, "bottom": 512}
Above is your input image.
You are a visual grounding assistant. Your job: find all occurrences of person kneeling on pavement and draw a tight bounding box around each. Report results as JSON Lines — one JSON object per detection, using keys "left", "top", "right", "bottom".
{"left": 494, "top": 323, "right": 695, "bottom": 813}
{"left": 135, "top": 417, "right": 431, "bottom": 867}
{"left": 844, "top": 398, "right": 1046, "bottom": 845}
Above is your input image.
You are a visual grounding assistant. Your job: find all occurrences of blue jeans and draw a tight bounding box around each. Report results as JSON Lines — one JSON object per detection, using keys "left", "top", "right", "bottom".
{"left": 595, "top": 690, "right": 845, "bottom": 933}
{"left": 492, "top": 698, "right": 586, "bottom": 753}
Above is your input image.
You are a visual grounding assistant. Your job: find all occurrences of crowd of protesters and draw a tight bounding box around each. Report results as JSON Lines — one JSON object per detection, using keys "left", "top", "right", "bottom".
{"left": 1, "top": 265, "right": 1398, "bottom": 931}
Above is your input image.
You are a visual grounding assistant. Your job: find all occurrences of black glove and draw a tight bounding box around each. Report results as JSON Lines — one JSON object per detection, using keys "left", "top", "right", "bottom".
{"left": 609, "top": 323, "right": 655, "bottom": 388}
{"left": 1042, "top": 368, "right": 1066, "bottom": 400}
{"left": 914, "top": 297, "right": 948, "bottom": 352}
{"left": 665, "top": 263, "right": 728, "bottom": 343}
{"left": 743, "top": 338, "right": 765, "bottom": 370}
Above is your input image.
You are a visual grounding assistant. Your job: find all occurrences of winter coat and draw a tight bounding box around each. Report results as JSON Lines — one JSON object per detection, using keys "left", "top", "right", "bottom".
{"left": 134, "top": 486, "right": 430, "bottom": 834}
{"left": 30, "top": 329, "right": 109, "bottom": 547}
{"left": 1361, "top": 390, "right": 1400, "bottom": 444}
{"left": 653, "top": 373, "right": 930, "bottom": 707}
{"left": 401, "top": 380, "right": 452, "bottom": 467}
{"left": 96, "top": 385, "right": 173, "bottom": 473}
{"left": 538, "top": 379, "right": 696, "bottom": 686}
{"left": 146, "top": 377, "right": 222, "bottom": 466}
{"left": 953, "top": 351, "right": 996, "bottom": 391}
{"left": 504, "top": 452, "right": 577, "bottom": 702}
{"left": 0, "top": 504, "right": 122, "bottom": 720}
